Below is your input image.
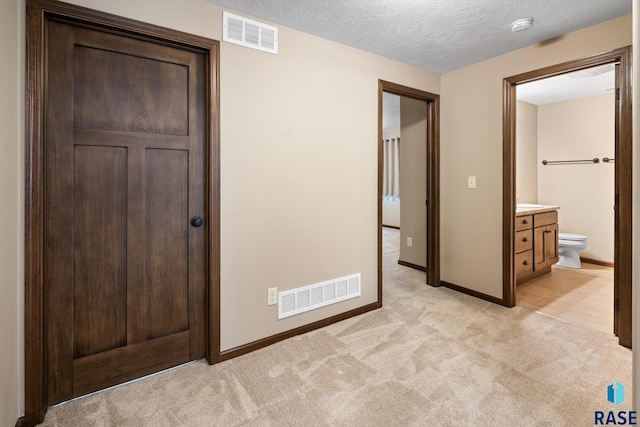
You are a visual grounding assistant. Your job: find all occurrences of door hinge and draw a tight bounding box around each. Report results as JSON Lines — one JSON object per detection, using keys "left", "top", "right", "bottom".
{"left": 615, "top": 193, "right": 620, "bottom": 206}
{"left": 616, "top": 87, "right": 620, "bottom": 101}
{"left": 425, "top": 200, "right": 429, "bottom": 206}
{"left": 614, "top": 298, "right": 620, "bottom": 311}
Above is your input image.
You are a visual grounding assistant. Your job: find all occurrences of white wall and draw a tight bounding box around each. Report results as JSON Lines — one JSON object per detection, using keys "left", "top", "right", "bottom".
{"left": 0, "top": 0, "right": 23, "bottom": 424}
{"left": 515, "top": 100, "right": 538, "bottom": 204}
{"left": 537, "top": 94, "right": 615, "bottom": 263}
{"left": 382, "top": 198, "right": 401, "bottom": 228}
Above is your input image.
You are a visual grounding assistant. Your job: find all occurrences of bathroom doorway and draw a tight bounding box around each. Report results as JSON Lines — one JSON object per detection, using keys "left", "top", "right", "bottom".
{"left": 377, "top": 80, "right": 440, "bottom": 303}
{"left": 502, "top": 47, "right": 632, "bottom": 347}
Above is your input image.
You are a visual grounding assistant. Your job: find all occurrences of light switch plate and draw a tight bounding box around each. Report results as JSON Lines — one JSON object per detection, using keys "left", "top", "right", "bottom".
{"left": 468, "top": 176, "right": 477, "bottom": 189}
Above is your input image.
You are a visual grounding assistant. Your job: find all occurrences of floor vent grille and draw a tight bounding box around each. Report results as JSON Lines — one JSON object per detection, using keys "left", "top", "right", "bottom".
{"left": 223, "top": 11, "right": 278, "bottom": 55}
{"left": 278, "top": 273, "right": 361, "bottom": 319}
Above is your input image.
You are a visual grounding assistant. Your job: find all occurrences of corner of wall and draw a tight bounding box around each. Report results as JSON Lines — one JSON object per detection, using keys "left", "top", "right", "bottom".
{"left": 1, "top": 0, "right": 26, "bottom": 424}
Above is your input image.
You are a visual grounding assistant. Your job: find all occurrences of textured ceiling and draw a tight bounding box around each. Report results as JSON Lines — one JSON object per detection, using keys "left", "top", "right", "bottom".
{"left": 205, "top": 0, "right": 631, "bottom": 74}
{"left": 517, "top": 64, "right": 615, "bottom": 105}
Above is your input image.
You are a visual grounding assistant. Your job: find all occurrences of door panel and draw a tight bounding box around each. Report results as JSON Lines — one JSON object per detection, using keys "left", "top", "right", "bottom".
{"left": 73, "top": 145, "right": 128, "bottom": 358}
{"left": 45, "top": 20, "right": 206, "bottom": 405}
{"left": 145, "top": 148, "right": 190, "bottom": 339}
{"left": 74, "top": 45, "right": 189, "bottom": 135}
{"left": 72, "top": 331, "right": 190, "bottom": 398}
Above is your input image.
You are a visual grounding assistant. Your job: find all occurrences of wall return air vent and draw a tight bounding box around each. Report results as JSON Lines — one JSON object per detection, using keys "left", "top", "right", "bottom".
{"left": 278, "top": 273, "right": 361, "bottom": 319}
{"left": 223, "top": 11, "right": 278, "bottom": 54}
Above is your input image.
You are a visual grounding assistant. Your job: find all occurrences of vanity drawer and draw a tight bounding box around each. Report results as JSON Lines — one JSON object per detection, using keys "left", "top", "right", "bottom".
{"left": 515, "top": 250, "right": 533, "bottom": 279}
{"left": 515, "top": 215, "right": 533, "bottom": 231}
{"left": 534, "top": 211, "right": 558, "bottom": 228}
{"left": 515, "top": 230, "right": 533, "bottom": 253}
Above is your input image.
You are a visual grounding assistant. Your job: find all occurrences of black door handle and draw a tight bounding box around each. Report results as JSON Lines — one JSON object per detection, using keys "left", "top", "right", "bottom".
{"left": 191, "top": 217, "right": 203, "bottom": 227}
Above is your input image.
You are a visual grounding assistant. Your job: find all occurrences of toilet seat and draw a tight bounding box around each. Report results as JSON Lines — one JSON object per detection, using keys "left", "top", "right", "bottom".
{"left": 559, "top": 233, "right": 586, "bottom": 241}
{"left": 558, "top": 240, "right": 584, "bottom": 247}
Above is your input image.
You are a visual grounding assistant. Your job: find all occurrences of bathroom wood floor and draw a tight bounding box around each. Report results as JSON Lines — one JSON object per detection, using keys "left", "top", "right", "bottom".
{"left": 516, "top": 263, "right": 614, "bottom": 335}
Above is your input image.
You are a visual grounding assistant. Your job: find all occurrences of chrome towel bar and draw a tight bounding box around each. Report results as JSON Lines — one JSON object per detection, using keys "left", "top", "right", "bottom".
{"left": 541, "top": 158, "right": 599, "bottom": 165}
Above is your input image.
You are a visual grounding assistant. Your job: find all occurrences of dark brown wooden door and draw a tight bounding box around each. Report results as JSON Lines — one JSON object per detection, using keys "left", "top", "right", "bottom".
{"left": 45, "top": 20, "right": 206, "bottom": 405}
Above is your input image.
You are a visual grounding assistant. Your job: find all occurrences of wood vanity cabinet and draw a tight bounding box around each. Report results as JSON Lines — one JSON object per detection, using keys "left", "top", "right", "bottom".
{"left": 515, "top": 210, "right": 559, "bottom": 284}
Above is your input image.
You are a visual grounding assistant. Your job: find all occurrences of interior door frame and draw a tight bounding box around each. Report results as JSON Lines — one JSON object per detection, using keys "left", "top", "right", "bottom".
{"left": 502, "top": 47, "right": 632, "bottom": 347}
{"left": 377, "top": 80, "right": 440, "bottom": 302}
{"left": 24, "top": 0, "right": 220, "bottom": 424}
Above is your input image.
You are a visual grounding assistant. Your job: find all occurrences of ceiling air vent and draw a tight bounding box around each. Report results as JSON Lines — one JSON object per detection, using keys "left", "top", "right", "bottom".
{"left": 223, "top": 11, "right": 278, "bottom": 55}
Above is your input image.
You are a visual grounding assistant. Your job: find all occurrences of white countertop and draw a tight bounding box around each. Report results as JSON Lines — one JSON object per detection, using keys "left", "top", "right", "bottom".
{"left": 515, "top": 204, "right": 560, "bottom": 216}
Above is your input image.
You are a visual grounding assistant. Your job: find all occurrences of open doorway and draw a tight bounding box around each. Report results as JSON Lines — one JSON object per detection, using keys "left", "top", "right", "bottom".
{"left": 514, "top": 64, "right": 615, "bottom": 335}
{"left": 502, "top": 47, "right": 632, "bottom": 348}
{"left": 377, "top": 81, "right": 440, "bottom": 304}
{"left": 382, "top": 92, "right": 427, "bottom": 271}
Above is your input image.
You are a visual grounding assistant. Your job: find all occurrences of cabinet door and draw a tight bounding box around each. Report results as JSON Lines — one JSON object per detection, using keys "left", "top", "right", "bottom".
{"left": 543, "top": 223, "right": 559, "bottom": 266}
{"left": 534, "top": 224, "right": 558, "bottom": 270}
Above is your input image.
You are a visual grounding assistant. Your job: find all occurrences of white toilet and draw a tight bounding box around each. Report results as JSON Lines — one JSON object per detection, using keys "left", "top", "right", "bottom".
{"left": 556, "top": 233, "right": 588, "bottom": 269}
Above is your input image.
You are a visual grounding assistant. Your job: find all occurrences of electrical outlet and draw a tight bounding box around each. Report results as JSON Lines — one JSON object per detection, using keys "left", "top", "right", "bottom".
{"left": 267, "top": 287, "right": 278, "bottom": 306}
{"left": 407, "top": 237, "right": 413, "bottom": 247}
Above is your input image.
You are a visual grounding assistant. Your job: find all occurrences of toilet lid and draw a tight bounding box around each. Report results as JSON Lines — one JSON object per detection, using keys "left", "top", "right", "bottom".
{"left": 559, "top": 233, "right": 586, "bottom": 241}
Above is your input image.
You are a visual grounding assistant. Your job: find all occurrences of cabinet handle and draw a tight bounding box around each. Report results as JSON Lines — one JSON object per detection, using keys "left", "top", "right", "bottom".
{"left": 523, "top": 219, "right": 528, "bottom": 224}
{"left": 523, "top": 260, "right": 529, "bottom": 266}
{"left": 522, "top": 237, "right": 528, "bottom": 242}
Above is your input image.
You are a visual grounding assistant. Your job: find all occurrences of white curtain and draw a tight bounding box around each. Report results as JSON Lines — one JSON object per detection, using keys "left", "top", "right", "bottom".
{"left": 383, "top": 137, "right": 400, "bottom": 199}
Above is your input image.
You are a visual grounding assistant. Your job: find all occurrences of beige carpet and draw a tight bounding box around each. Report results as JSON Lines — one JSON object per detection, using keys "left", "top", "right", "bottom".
{"left": 41, "top": 228, "right": 632, "bottom": 426}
